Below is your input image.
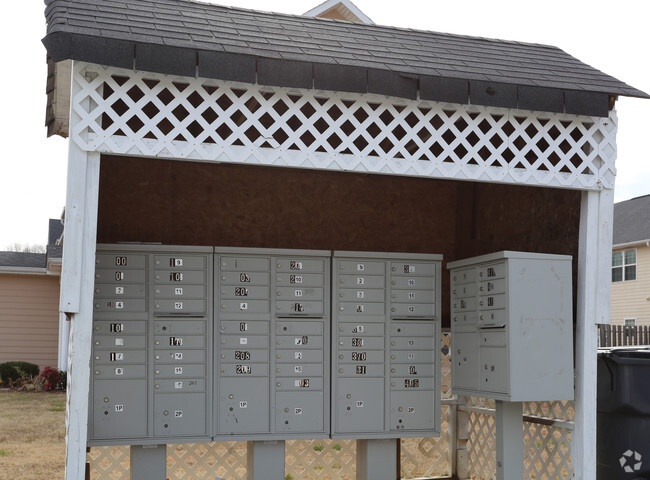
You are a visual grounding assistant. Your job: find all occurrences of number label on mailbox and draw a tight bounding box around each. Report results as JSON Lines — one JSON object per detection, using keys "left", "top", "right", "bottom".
{"left": 236, "top": 365, "right": 252, "bottom": 374}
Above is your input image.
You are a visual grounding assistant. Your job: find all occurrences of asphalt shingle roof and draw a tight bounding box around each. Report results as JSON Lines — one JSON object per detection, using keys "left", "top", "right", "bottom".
{"left": 42, "top": 0, "right": 648, "bottom": 116}
{"left": 0, "top": 252, "right": 46, "bottom": 269}
{"left": 613, "top": 195, "right": 650, "bottom": 246}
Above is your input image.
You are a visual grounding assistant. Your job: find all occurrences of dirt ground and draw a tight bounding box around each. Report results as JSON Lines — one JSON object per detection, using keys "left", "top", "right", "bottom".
{"left": 0, "top": 390, "right": 66, "bottom": 480}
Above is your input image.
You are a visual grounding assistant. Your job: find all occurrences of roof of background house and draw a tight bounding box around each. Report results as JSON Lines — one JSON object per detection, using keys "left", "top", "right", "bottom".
{"left": 48, "top": 218, "right": 64, "bottom": 247}
{"left": 613, "top": 194, "right": 650, "bottom": 246}
{"left": 42, "top": 0, "right": 648, "bottom": 118}
{"left": 0, "top": 252, "right": 46, "bottom": 269}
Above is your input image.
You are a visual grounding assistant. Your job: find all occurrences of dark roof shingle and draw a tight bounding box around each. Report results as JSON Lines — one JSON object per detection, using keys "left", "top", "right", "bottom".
{"left": 42, "top": 0, "right": 649, "bottom": 116}
{"left": 613, "top": 195, "right": 650, "bottom": 246}
{"left": 0, "top": 252, "right": 46, "bottom": 269}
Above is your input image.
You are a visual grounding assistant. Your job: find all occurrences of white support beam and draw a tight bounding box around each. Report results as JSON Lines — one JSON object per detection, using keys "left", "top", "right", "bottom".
{"left": 63, "top": 146, "right": 101, "bottom": 480}
{"left": 574, "top": 189, "right": 614, "bottom": 479}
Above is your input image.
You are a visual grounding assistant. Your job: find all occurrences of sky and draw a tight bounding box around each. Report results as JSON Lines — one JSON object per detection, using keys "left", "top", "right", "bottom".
{"left": 0, "top": 0, "right": 648, "bottom": 249}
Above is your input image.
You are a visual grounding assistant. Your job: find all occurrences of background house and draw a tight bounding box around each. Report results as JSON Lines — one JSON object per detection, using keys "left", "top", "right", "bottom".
{"left": 0, "top": 219, "right": 64, "bottom": 372}
{"left": 610, "top": 194, "right": 650, "bottom": 327}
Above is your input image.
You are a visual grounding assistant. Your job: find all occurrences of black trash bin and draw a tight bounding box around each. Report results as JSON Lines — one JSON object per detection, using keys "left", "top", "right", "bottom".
{"left": 598, "top": 348, "right": 650, "bottom": 480}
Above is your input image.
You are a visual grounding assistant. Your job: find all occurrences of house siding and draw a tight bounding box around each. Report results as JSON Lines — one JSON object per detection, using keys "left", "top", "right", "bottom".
{"left": 0, "top": 273, "right": 61, "bottom": 372}
{"left": 610, "top": 244, "right": 650, "bottom": 326}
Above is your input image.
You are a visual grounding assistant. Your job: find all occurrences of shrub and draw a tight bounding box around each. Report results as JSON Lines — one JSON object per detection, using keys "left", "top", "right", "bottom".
{"left": 40, "top": 367, "right": 65, "bottom": 391}
{"left": 0, "top": 362, "right": 39, "bottom": 384}
{"left": 57, "top": 370, "right": 67, "bottom": 390}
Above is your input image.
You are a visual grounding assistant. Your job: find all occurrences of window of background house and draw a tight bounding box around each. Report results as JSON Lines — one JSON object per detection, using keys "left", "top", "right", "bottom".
{"left": 624, "top": 318, "right": 636, "bottom": 328}
{"left": 612, "top": 249, "right": 637, "bottom": 282}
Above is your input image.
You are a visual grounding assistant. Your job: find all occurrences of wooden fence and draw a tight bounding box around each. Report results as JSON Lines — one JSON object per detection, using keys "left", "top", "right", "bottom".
{"left": 599, "top": 324, "right": 650, "bottom": 347}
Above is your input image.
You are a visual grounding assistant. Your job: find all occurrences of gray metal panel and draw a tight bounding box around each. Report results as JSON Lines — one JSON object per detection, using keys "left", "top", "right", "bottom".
{"left": 275, "top": 391, "right": 324, "bottom": 433}
{"left": 153, "top": 393, "right": 207, "bottom": 437}
{"left": 335, "top": 378, "right": 384, "bottom": 433}
{"left": 91, "top": 379, "right": 148, "bottom": 441}
{"left": 218, "top": 378, "right": 270, "bottom": 434}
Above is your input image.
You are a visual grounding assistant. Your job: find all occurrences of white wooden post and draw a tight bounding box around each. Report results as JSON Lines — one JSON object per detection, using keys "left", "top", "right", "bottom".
{"left": 58, "top": 311, "right": 69, "bottom": 371}
{"left": 62, "top": 140, "right": 101, "bottom": 480}
{"left": 574, "top": 189, "right": 614, "bottom": 479}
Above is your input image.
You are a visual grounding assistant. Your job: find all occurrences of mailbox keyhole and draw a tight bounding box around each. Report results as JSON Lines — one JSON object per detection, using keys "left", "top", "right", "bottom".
{"left": 104, "top": 411, "right": 108, "bottom": 415}
{"left": 283, "top": 327, "right": 287, "bottom": 331}
{"left": 162, "top": 326, "right": 167, "bottom": 331}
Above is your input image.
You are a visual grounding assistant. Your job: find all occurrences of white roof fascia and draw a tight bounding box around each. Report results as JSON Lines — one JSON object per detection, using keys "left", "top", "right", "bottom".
{"left": 0, "top": 266, "right": 49, "bottom": 275}
{"left": 613, "top": 239, "right": 650, "bottom": 249}
{"left": 303, "top": 0, "right": 374, "bottom": 24}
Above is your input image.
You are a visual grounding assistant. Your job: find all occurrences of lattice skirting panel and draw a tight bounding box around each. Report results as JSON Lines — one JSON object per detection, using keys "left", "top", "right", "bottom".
{"left": 71, "top": 61, "right": 617, "bottom": 191}
{"left": 466, "top": 398, "right": 574, "bottom": 480}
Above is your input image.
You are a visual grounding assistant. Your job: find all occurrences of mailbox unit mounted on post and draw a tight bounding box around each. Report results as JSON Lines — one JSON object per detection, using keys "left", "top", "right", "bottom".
{"left": 448, "top": 251, "right": 574, "bottom": 401}
{"left": 331, "top": 251, "right": 442, "bottom": 439}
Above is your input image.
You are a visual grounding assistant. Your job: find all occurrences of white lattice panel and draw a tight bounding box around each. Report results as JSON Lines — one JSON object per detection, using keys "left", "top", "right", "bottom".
{"left": 70, "top": 62, "right": 617, "bottom": 191}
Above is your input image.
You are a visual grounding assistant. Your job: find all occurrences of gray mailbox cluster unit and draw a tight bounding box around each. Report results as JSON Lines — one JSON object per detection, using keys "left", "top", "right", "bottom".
{"left": 447, "top": 251, "right": 574, "bottom": 401}
{"left": 88, "top": 245, "right": 442, "bottom": 445}
{"left": 91, "top": 246, "right": 213, "bottom": 444}
{"left": 332, "top": 252, "right": 442, "bottom": 439}
{"left": 215, "top": 249, "right": 331, "bottom": 439}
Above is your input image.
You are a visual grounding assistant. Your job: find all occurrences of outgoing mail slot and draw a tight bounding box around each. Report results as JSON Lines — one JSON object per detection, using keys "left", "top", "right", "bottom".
{"left": 478, "top": 309, "right": 508, "bottom": 328}
{"left": 338, "top": 275, "right": 385, "bottom": 289}
{"left": 337, "top": 363, "right": 385, "bottom": 377}
{"left": 338, "top": 336, "right": 384, "bottom": 350}
{"left": 275, "top": 287, "right": 323, "bottom": 301}
{"left": 220, "top": 348, "right": 269, "bottom": 363}
{"left": 478, "top": 262, "right": 505, "bottom": 280}
{"left": 339, "top": 350, "right": 384, "bottom": 364}
{"left": 220, "top": 256, "right": 270, "bottom": 272}
{"left": 390, "top": 289, "right": 435, "bottom": 304}
{"left": 276, "top": 349, "right": 322, "bottom": 363}
{"left": 391, "top": 350, "right": 434, "bottom": 364}
{"left": 94, "top": 364, "right": 146, "bottom": 379}
{"left": 391, "top": 363, "right": 434, "bottom": 377}
{"left": 338, "top": 302, "right": 385, "bottom": 316}
{"left": 155, "top": 335, "right": 205, "bottom": 349}
{"left": 220, "top": 320, "right": 269, "bottom": 335}
{"left": 391, "top": 262, "right": 436, "bottom": 277}
{"left": 451, "top": 283, "right": 478, "bottom": 299}
{"left": 154, "top": 255, "right": 206, "bottom": 270}
{"left": 276, "top": 300, "right": 324, "bottom": 316}
{"left": 93, "top": 350, "right": 146, "bottom": 365}
{"left": 276, "top": 273, "right": 324, "bottom": 288}
{"left": 95, "top": 269, "right": 146, "bottom": 284}
{"left": 275, "top": 376, "right": 323, "bottom": 391}
{"left": 338, "top": 322, "right": 384, "bottom": 336}
{"left": 94, "top": 298, "right": 146, "bottom": 313}
{"left": 390, "top": 303, "right": 435, "bottom": 317}
{"left": 451, "top": 267, "right": 476, "bottom": 285}
{"left": 154, "top": 299, "right": 206, "bottom": 316}
{"left": 275, "top": 363, "right": 323, "bottom": 377}
{"left": 94, "top": 321, "right": 146, "bottom": 335}
{"left": 94, "top": 335, "right": 146, "bottom": 350}
{"left": 338, "top": 288, "right": 385, "bottom": 302}
{"left": 155, "top": 349, "right": 206, "bottom": 364}
{"left": 390, "top": 376, "right": 434, "bottom": 391}
{"left": 154, "top": 320, "right": 206, "bottom": 335}
{"left": 153, "top": 393, "right": 207, "bottom": 437}
{"left": 220, "top": 335, "right": 268, "bottom": 350}
{"left": 390, "top": 337, "right": 433, "bottom": 350}
{"left": 391, "top": 276, "right": 435, "bottom": 290}
{"left": 338, "top": 261, "right": 385, "bottom": 275}
{"left": 219, "top": 363, "right": 269, "bottom": 377}
{"left": 154, "top": 364, "right": 205, "bottom": 378}
{"left": 275, "top": 321, "right": 323, "bottom": 335}
{"left": 276, "top": 335, "right": 323, "bottom": 349}
{"left": 478, "top": 293, "right": 505, "bottom": 310}
{"left": 154, "top": 378, "right": 205, "bottom": 393}
{"left": 94, "top": 283, "right": 146, "bottom": 299}
{"left": 390, "top": 323, "right": 434, "bottom": 337}
{"left": 96, "top": 253, "right": 146, "bottom": 269}
{"left": 220, "top": 299, "right": 269, "bottom": 314}
{"left": 154, "top": 270, "right": 206, "bottom": 285}
{"left": 220, "top": 271, "right": 270, "bottom": 286}
{"left": 155, "top": 284, "right": 206, "bottom": 299}
{"left": 220, "top": 285, "right": 270, "bottom": 300}
{"left": 275, "top": 258, "right": 324, "bottom": 273}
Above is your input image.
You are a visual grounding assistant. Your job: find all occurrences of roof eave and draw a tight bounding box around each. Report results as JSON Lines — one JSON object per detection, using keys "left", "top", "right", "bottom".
{"left": 613, "top": 239, "right": 650, "bottom": 249}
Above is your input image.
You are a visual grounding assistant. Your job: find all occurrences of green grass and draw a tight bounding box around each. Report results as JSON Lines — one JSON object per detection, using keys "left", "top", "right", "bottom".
{"left": 0, "top": 450, "right": 12, "bottom": 457}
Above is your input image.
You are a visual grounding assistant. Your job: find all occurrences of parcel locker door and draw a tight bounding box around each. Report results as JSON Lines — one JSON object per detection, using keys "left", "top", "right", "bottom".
{"left": 92, "top": 379, "right": 147, "bottom": 440}
{"left": 218, "top": 378, "right": 270, "bottom": 434}
{"left": 335, "top": 378, "right": 384, "bottom": 433}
